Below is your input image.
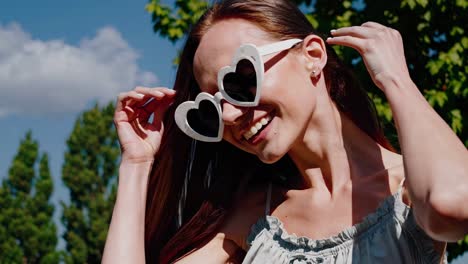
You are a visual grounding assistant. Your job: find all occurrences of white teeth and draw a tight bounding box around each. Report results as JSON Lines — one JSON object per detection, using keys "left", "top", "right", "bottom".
{"left": 243, "top": 114, "right": 273, "bottom": 140}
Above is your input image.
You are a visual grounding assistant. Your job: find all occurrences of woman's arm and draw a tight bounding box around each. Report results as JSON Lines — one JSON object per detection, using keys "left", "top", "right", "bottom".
{"left": 103, "top": 86, "right": 176, "bottom": 263}
{"left": 327, "top": 22, "right": 468, "bottom": 241}
{"left": 383, "top": 76, "right": 468, "bottom": 241}
{"left": 103, "top": 86, "right": 242, "bottom": 263}
{"left": 102, "top": 161, "right": 153, "bottom": 263}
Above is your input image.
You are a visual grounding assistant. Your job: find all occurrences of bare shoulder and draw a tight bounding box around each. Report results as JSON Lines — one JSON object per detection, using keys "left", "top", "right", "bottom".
{"left": 172, "top": 178, "right": 270, "bottom": 263}
{"left": 174, "top": 233, "right": 245, "bottom": 264}
{"left": 176, "top": 180, "right": 272, "bottom": 262}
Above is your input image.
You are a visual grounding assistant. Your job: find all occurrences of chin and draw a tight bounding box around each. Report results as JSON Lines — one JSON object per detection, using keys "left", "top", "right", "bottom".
{"left": 256, "top": 137, "right": 292, "bottom": 164}
{"left": 257, "top": 150, "right": 285, "bottom": 164}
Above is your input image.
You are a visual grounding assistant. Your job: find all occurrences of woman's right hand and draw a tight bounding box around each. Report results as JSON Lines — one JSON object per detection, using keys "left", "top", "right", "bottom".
{"left": 114, "top": 86, "right": 176, "bottom": 164}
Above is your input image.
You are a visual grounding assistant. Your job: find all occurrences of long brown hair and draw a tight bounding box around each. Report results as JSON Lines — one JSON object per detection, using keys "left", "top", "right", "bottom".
{"left": 144, "top": 0, "right": 395, "bottom": 262}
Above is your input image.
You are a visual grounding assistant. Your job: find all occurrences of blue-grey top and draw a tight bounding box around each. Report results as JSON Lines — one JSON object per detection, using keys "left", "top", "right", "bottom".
{"left": 242, "top": 181, "right": 447, "bottom": 264}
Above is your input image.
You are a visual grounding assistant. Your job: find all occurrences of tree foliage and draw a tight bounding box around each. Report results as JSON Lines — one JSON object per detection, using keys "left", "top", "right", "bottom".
{"left": 0, "top": 131, "right": 60, "bottom": 263}
{"left": 61, "top": 102, "right": 120, "bottom": 264}
{"left": 146, "top": 0, "right": 468, "bottom": 260}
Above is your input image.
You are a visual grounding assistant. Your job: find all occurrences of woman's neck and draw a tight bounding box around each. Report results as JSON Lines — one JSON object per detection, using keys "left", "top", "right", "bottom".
{"left": 287, "top": 102, "right": 401, "bottom": 195}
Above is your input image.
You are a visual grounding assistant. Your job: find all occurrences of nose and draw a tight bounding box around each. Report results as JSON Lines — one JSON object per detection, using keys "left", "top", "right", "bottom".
{"left": 221, "top": 101, "right": 246, "bottom": 125}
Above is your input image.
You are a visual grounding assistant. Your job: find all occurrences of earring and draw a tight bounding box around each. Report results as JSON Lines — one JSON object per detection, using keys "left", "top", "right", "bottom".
{"left": 308, "top": 63, "right": 319, "bottom": 78}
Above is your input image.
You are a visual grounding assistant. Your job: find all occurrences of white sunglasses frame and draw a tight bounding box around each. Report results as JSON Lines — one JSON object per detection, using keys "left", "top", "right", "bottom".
{"left": 175, "top": 38, "right": 302, "bottom": 142}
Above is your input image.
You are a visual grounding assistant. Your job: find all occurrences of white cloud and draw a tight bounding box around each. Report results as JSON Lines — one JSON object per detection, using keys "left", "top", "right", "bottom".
{"left": 0, "top": 22, "right": 158, "bottom": 117}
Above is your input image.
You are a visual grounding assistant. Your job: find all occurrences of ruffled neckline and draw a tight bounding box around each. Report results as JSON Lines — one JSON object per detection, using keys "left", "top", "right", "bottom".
{"left": 246, "top": 188, "right": 411, "bottom": 252}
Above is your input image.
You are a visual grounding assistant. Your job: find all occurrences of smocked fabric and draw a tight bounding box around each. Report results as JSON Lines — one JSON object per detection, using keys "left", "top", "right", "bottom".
{"left": 243, "top": 186, "right": 447, "bottom": 263}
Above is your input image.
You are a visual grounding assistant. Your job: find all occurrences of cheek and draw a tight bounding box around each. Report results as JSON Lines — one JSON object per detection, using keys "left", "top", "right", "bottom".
{"left": 263, "top": 64, "right": 316, "bottom": 117}
{"left": 264, "top": 57, "right": 313, "bottom": 95}
{"left": 262, "top": 65, "right": 318, "bottom": 145}
{"left": 222, "top": 130, "right": 236, "bottom": 145}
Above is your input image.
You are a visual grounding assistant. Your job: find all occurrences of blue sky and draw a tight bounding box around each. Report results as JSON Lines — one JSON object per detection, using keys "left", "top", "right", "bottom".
{"left": 0, "top": 0, "right": 179, "bottom": 174}
{"left": 1, "top": 0, "right": 467, "bottom": 262}
{"left": 0, "top": 0, "right": 178, "bottom": 251}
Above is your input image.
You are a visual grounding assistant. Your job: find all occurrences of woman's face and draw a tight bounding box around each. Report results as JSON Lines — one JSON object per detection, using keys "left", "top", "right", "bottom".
{"left": 193, "top": 19, "right": 319, "bottom": 164}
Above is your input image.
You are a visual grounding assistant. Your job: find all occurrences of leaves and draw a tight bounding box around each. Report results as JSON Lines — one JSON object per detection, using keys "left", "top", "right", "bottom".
{"left": 450, "top": 109, "right": 463, "bottom": 134}
{"left": 146, "top": 0, "right": 208, "bottom": 43}
{"left": 426, "top": 89, "right": 449, "bottom": 108}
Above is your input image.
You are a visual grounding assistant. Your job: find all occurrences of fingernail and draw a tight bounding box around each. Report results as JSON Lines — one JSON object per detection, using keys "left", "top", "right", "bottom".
{"left": 330, "top": 29, "right": 336, "bottom": 33}
{"left": 326, "top": 37, "right": 333, "bottom": 41}
{"left": 137, "top": 93, "right": 145, "bottom": 98}
{"left": 167, "top": 89, "right": 176, "bottom": 94}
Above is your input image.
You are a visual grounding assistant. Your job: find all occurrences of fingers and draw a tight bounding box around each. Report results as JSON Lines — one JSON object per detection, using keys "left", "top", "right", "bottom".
{"left": 326, "top": 22, "right": 395, "bottom": 53}
{"left": 116, "top": 87, "right": 175, "bottom": 111}
{"left": 329, "top": 26, "right": 376, "bottom": 39}
{"left": 149, "top": 96, "right": 174, "bottom": 127}
{"left": 115, "top": 86, "right": 176, "bottom": 127}
{"left": 134, "top": 87, "right": 176, "bottom": 123}
{"left": 326, "top": 35, "right": 367, "bottom": 53}
{"left": 134, "top": 86, "right": 176, "bottom": 98}
{"left": 116, "top": 90, "right": 146, "bottom": 113}
{"left": 135, "top": 97, "right": 165, "bottom": 124}
{"left": 327, "top": 25, "right": 374, "bottom": 52}
{"left": 361, "top": 21, "right": 387, "bottom": 29}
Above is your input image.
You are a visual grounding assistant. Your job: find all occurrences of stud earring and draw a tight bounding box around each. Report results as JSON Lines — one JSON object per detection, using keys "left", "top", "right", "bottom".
{"left": 308, "top": 64, "right": 319, "bottom": 78}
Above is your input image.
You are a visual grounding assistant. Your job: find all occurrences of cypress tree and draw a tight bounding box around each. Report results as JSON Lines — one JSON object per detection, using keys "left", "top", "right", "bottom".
{"left": 61, "top": 102, "right": 119, "bottom": 263}
{"left": 0, "top": 131, "right": 60, "bottom": 263}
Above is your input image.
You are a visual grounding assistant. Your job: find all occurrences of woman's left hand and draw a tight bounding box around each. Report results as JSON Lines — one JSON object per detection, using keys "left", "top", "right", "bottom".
{"left": 326, "top": 22, "right": 411, "bottom": 91}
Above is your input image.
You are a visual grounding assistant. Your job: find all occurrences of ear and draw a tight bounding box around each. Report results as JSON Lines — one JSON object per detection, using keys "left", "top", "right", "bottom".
{"left": 299, "top": 34, "right": 327, "bottom": 78}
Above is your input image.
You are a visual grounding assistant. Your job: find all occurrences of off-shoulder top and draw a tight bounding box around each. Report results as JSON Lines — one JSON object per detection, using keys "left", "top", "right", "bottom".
{"left": 242, "top": 180, "right": 447, "bottom": 264}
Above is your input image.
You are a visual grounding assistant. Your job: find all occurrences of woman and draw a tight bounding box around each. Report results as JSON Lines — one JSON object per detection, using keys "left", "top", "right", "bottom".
{"left": 103, "top": 0, "right": 468, "bottom": 263}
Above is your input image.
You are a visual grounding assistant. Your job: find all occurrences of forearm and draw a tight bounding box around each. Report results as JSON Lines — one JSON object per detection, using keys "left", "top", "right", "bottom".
{"left": 102, "top": 161, "right": 153, "bottom": 263}
{"left": 384, "top": 77, "right": 468, "bottom": 240}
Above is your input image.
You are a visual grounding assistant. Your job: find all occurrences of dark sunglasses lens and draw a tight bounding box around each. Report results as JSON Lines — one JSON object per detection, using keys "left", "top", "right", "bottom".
{"left": 187, "top": 100, "right": 219, "bottom": 137}
{"left": 223, "top": 59, "right": 257, "bottom": 102}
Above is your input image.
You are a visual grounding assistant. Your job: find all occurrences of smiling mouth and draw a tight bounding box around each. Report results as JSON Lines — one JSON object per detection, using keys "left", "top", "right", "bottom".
{"left": 242, "top": 112, "right": 274, "bottom": 141}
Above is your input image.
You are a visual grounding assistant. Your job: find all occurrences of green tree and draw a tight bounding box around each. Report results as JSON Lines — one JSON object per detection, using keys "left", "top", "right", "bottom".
{"left": 0, "top": 131, "right": 60, "bottom": 263}
{"left": 61, "top": 102, "right": 119, "bottom": 264}
{"left": 145, "top": 0, "right": 467, "bottom": 260}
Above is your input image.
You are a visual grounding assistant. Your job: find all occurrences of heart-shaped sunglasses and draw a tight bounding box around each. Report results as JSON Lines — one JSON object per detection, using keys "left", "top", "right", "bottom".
{"left": 175, "top": 38, "right": 302, "bottom": 142}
